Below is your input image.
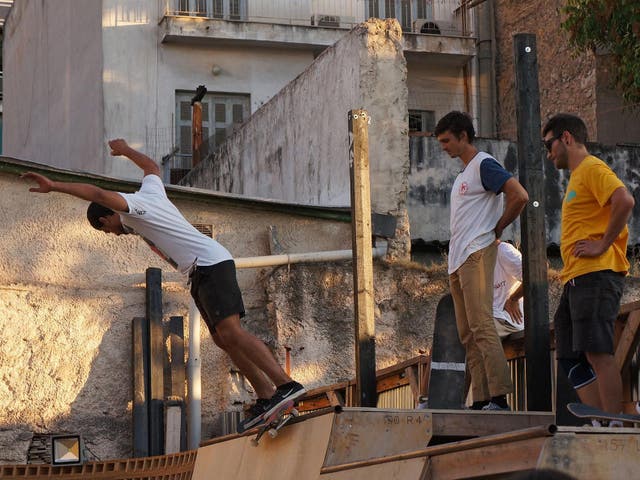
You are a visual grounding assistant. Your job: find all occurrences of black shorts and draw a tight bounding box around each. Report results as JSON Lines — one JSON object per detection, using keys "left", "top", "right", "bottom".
{"left": 555, "top": 270, "right": 624, "bottom": 358}
{"left": 189, "top": 260, "right": 245, "bottom": 334}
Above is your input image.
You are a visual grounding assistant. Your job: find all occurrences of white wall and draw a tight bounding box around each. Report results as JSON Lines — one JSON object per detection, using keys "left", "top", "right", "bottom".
{"left": 102, "top": 0, "right": 317, "bottom": 180}
{"left": 2, "top": 0, "right": 104, "bottom": 172}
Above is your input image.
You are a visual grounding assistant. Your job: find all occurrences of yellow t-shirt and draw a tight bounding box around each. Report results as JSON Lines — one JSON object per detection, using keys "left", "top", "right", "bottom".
{"left": 560, "top": 155, "right": 629, "bottom": 284}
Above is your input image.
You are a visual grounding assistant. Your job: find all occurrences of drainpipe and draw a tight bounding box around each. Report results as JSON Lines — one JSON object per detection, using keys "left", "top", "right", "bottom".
{"left": 186, "top": 244, "right": 387, "bottom": 445}
{"left": 475, "top": 0, "right": 496, "bottom": 137}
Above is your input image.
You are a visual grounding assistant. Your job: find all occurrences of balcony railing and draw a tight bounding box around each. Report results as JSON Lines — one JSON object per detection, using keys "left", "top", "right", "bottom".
{"left": 159, "top": 0, "right": 473, "bottom": 37}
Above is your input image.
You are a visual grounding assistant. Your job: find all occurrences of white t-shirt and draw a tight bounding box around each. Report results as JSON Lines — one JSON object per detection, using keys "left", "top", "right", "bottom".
{"left": 493, "top": 241, "right": 524, "bottom": 331}
{"left": 448, "top": 152, "right": 505, "bottom": 274}
{"left": 118, "top": 175, "right": 233, "bottom": 274}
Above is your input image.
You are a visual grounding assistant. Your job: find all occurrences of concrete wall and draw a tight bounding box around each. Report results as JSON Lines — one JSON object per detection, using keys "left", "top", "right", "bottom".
{"left": 0, "top": 158, "right": 441, "bottom": 461}
{"left": 182, "top": 19, "right": 409, "bottom": 239}
{"left": 2, "top": 0, "right": 104, "bottom": 172}
{"left": 408, "top": 136, "right": 640, "bottom": 247}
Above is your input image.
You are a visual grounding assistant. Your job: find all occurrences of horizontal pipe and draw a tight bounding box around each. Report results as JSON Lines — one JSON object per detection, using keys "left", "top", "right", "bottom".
{"left": 320, "top": 423, "right": 557, "bottom": 474}
{"left": 235, "top": 245, "right": 388, "bottom": 269}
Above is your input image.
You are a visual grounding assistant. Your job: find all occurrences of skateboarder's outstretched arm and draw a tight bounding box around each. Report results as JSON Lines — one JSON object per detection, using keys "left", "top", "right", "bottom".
{"left": 108, "top": 139, "right": 160, "bottom": 177}
{"left": 21, "top": 171, "right": 128, "bottom": 212}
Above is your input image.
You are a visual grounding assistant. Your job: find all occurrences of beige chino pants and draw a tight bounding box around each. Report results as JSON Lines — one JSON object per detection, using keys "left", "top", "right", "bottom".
{"left": 449, "top": 243, "right": 513, "bottom": 400}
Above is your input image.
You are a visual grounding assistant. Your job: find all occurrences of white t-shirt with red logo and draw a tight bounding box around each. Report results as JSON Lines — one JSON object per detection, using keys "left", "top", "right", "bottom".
{"left": 118, "top": 174, "right": 232, "bottom": 274}
{"left": 448, "top": 152, "right": 510, "bottom": 274}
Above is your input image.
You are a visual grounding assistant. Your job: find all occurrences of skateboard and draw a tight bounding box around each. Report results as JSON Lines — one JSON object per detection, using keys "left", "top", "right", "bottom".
{"left": 427, "top": 293, "right": 466, "bottom": 409}
{"left": 244, "top": 400, "right": 299, "bottom": 446}
{"left": 567, "top": 403, "right": 640, "bottom": 425}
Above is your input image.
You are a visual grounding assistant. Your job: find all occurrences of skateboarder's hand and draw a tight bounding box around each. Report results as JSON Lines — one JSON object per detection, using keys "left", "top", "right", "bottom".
{"left": 108, "top": 138, "right": 131, "bottom": 156}
{"left": 21, "top": 172, "right": 54, "bottom": 193}
{"left": 573, "top": 238, "right": 606, "bottom": 258}
{"left": 504, "top": 297, "right": 522, "bottom": 324}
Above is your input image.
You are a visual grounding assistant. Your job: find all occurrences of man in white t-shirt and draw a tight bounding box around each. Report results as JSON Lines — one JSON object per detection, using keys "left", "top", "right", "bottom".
{"left": 493, "top": 241, "right": 524, "bottom": 338}
{"left": 22, "top": 139, "right": 305, "bottom": 432}
{"left": 435, "top": 111, "right": 528, "bottom": 411}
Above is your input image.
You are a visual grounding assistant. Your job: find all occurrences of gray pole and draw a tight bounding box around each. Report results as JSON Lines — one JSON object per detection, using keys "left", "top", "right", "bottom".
{"left": 513, "top": 34, "right": 552, "bottom": 411}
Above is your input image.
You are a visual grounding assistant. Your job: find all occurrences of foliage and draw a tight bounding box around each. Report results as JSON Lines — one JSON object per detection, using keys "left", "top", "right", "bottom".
{"left": 561, "top": 0, "right": 640, "bottom": 107}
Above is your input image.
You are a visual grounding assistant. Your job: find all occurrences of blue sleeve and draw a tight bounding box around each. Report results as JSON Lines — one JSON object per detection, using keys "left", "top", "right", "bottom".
{"left": 480, "top": 158, "right": 512, "bottom": 194}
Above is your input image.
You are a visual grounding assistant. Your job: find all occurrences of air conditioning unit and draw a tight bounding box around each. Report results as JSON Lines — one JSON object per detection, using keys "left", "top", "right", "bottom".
{"left": 413, "top": 18, "right": 441, "bottom": 35}
{"left": 311, "top": 14, "right": 341, "bottom": 28}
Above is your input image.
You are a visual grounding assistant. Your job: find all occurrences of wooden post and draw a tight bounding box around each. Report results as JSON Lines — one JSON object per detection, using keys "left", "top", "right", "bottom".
{"left": 348, "top": 109, "right": 377, "bottom": 408}
{"left": 132, "top": 317, "right": 149, "bottom": 458}
{"left": 146, "top": 267, "right": 165, "bottom": 455}
{"left": 513, "top": 34, "right": 552, "bottom": 411}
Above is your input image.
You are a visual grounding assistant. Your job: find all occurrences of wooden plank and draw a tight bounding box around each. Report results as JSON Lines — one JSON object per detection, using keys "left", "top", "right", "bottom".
{"left": 326, "top": 390, "right": 344, "bottom": 407}
{"left": 146, "top": 267, "right": 165, "bottom": 456}
{"left": 429, "top": 410, "right": 555, "bottom": 438}
{"left": 165, "top": 404, "right": 182, "bottom": 455}
{"left": 618, "top": 300, "right": 640, "bottom": 317}
{"left": 427, "top": 436, "right": 546, "bottom": 479}
{"left": 615, "top": 309, "right": 640, "bottom": 370}
{"left": 132, "top": 317, "right": 149, "bottom": 458}
{"left": 349, "top": 109, "right": 377, "bottom": 408}
{"left": 405, "top": 366, "right": 420, "bottom": 402}
{"left": 513, "top": 33, "right": 552, "bottom": 412}
{"left": 168, "top": 316, "right": 186, "bottom": 452}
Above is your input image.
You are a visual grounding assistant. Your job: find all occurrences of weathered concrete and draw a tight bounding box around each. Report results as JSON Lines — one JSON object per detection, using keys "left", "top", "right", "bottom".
{"left": 183, "top": 19, "right": 410, "bottom": 256}
{"left": 408, "top": 136, "right": 640, "bottom": 247}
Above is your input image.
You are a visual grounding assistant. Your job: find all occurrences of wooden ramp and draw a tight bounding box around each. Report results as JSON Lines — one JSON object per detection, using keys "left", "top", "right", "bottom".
{"left": 2, "top": 409, "right": 639, "bottom": 479}
{"left": 192, "top": 407, "right": 555, "bottom": 480}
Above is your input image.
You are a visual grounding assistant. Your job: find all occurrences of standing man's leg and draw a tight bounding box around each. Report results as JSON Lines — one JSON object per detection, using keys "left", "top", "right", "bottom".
{"left": 450, "top": 270, "right": 490, "bottom": 406}
{"left": 459, "top": 244, "right": 512, "bottom": 401}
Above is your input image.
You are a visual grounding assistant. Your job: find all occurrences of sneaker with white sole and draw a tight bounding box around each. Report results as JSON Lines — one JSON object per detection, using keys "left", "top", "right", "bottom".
{"left": 237, "top": 398, "right": 270, "bottom": 433}
{"left": 263, "top": 381, "right": 306, "bottom": 419}
{"left": 481, "top": 401, "right": 510, "bottom": 411}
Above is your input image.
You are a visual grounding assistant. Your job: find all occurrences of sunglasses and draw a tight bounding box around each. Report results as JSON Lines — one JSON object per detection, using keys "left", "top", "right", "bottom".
{"left": 543, "top": 132, "right": 563, "bottom": 152}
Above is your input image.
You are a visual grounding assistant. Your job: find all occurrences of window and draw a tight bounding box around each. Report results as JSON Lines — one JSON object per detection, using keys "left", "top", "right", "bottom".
{"left": 178, "top": 0, "right": 245, "bottom": 19}
{"left": 175, "top": 91, "right": 250, "bottom": 157}
{"left": 409, "top": 109, "right": 435, "bottom": 135}
{"left": 365, "top": 0, "right": 433, "bottom": 32}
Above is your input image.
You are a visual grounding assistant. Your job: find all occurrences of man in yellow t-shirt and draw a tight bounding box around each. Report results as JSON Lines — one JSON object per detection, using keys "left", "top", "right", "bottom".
{"left": 543, "top": 114, "right": 635, "bottom": 417}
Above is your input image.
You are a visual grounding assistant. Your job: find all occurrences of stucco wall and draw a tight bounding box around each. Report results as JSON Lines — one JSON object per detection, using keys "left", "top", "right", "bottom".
{"left": 182, "top": 19, "right": 408, "bottom": 220}
{"left": 0, "top": 159, "right": 443, "bottom": 461}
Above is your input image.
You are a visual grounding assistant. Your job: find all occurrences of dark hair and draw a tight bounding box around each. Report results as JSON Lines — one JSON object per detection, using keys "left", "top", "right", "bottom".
{"left": 542, "top": 113, "right": 588, "bottom": 144}
{"left": 87, "top": 202, "right": 115, "bottom": 230}
{"left": 434, "top": 111, "right": 476, "bottom": 143}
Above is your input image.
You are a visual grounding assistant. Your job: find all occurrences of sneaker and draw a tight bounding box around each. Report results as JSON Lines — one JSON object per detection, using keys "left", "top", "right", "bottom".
{"left": 468, "top": 400, "right": 490, "bottom": 410}
{"left": 237, "top": 398, "right": 270, "bottom": 433}
{"left": 263, "top": 381, "right": 306, "bottom": 419}
{"left": 481, "top": 401, "right": 510, "bottom": 411}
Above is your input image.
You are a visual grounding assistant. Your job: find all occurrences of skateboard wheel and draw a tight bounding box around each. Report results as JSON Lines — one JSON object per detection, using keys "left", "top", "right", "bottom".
{"left": 268, "top": 428, "right": 278, "bottom": 439}
{"left": 291, "top": 408, "right": 299, "bottom": 417}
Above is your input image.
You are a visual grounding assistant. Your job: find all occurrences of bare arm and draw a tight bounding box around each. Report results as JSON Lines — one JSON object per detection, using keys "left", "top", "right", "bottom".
{"left": 108, "top": 139, "right": 161, "bottom": 177}
{"left": 21, "top": 172, "right": 129, "bottom": 212}
{"left": 503, "top": 283, "right": 524, "bottom": 324}
{"left": 495, "top": 177, "right": 529, "bottom": 238}
{"left": 573, "top": 186, "right": 635, "bottom": 258}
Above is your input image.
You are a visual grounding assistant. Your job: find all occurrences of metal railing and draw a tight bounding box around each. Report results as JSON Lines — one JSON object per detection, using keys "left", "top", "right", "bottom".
{"left": 159, "top": 0, "right": 473, "bottom": 37}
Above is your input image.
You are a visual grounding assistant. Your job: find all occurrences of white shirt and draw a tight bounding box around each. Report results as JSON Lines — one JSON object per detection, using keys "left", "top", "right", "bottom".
{"left": 493, "top": 241, "right": 524, "bottom": 331}
{"left": 118, "top": 175, "right": 232, "bottom": 274}
{"left": 448, "top": 152, "right": 504, "bottom": 273}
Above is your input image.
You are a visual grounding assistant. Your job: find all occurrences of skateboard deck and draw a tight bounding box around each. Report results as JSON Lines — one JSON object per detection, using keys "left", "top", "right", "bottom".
{"left": 427, "top": 293, "right": 466, "bottom": 409}
{"left": 241, "top": 400, "right": 299, "bottom": 445}
{"left": 567, "top": 403, "right": 640, "bottom": 424}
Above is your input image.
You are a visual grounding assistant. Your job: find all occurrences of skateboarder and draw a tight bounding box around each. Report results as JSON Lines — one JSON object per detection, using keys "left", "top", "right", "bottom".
{"left": 543, "top": 114, "right": 634, "bottom": 418}
{"left": 22, "top": 139, "right": 305, "bottom": 431}
{"left": 435, "top": 111, "right": 528, "bottom": 411}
